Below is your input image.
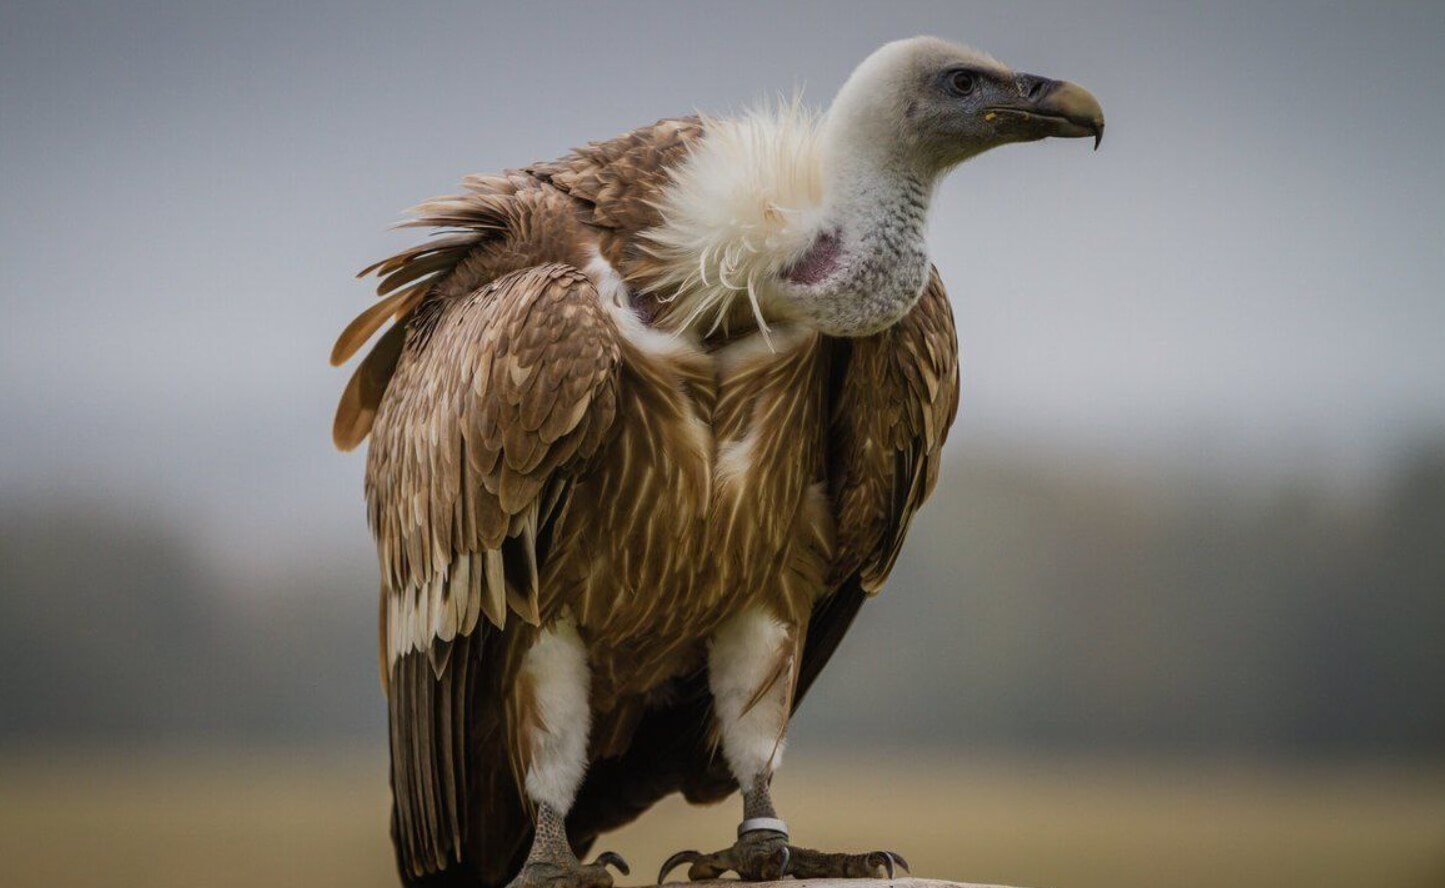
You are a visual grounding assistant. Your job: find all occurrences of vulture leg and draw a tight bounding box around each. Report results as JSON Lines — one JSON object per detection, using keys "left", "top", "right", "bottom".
{"left": 656, "top": 607, "right": 909, "bottom": 885}
{"left": 507, "top": 619, "right": 630, "bottom": 888}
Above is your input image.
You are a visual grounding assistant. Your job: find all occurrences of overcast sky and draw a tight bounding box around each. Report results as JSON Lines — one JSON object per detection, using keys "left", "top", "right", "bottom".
{"left": 2, "top": 0, "right": 1443, "bottom": 565}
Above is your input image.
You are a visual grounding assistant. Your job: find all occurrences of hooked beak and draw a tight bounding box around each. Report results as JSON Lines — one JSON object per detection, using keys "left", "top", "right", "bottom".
{"left": 986, "top": 75, "right": 1105, "bottom": 150}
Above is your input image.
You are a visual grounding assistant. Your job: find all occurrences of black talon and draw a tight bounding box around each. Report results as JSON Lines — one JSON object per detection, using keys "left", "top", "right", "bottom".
{"left": 657, "top": 850, "right": 700, "bottom": 884}
{"left": 876, "top": 852, "right": 895, "bottom": 879}
{"left": 658, "top": 835, "right": 904, "bottom": 883}
{"left": 595, "top": 851, "right": 630, "bottom": 876}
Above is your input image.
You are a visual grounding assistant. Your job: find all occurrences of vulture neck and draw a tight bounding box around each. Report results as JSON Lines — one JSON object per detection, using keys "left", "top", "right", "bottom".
{"left": 820, "top": 132, "right": 930, "bottom": 220}
{"left": 639, "top": 104, "right": 938, "bottom": 339}
{"left": 791, "top": 122, "right": 937, "bottom": 332}
{"left": 819, "top": 138, "right": 936, "bottom": 260}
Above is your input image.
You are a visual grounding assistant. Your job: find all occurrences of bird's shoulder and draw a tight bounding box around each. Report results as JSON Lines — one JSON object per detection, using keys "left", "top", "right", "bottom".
{"left": 526, "top": 116, "right": 705, "bottom": 231}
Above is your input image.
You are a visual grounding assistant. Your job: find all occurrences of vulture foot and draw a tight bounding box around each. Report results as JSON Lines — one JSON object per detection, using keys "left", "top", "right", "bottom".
{"left": 508, "top": 852, "right": 630, "bottom": 888}
{"left": 656, "top": 830, "right": 908, "bottom": 883}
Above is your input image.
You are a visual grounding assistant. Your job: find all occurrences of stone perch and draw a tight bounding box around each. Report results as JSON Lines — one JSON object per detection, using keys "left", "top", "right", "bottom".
{"left": 660, "top": 881, "right": 1016, "bottom": 888}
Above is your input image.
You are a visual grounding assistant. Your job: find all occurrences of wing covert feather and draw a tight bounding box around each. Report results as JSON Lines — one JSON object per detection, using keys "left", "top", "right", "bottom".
{"left": 369, "top": 263, "right": 622, "bottom": 647}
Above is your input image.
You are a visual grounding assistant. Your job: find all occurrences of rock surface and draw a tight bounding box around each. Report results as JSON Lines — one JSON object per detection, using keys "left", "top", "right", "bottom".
{"left": 660, "top": 880, "right": 1015, "bottom": 888}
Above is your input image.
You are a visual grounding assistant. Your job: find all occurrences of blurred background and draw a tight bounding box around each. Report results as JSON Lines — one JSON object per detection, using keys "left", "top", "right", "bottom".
{"left": 2, "top": 1, "right": 1443, "bottom": 887}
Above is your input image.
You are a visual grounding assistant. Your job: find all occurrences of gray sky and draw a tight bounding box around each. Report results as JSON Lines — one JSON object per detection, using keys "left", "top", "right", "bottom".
{"left": 2, "top": 0, "right": 1443, "bottom": 566}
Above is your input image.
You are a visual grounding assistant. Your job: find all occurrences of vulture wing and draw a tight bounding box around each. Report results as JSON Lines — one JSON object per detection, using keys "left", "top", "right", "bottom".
{"left": 367, "top": 264, "right": 623, "bottom": 885}
{"left": 799, "top": 265, "right": 960, "bottom": 701}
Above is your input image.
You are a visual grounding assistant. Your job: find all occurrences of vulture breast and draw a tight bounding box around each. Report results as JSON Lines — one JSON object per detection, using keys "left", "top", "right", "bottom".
{"left": 545, "top": 287, "right": 835, "bottom": 706}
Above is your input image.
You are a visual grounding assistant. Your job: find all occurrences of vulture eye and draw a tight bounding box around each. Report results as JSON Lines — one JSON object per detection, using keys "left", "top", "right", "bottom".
{"left": 948, "top": 70, "right": 977, "bottom": 96}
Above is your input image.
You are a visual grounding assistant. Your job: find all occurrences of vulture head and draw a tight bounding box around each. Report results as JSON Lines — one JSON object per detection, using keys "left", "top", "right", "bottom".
{"left": 823, "top": 35, "right": 1104, "bottom": 172}
{"left": 771, "top": 36, "right": 1104, "bottom": 337}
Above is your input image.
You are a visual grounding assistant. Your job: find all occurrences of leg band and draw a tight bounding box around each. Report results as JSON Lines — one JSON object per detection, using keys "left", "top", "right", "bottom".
{"left": 737, "top": 817, "right": 789, "bottom": 839}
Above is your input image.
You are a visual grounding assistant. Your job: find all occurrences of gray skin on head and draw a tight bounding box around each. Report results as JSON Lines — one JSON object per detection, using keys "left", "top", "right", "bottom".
{"left": 782, "top": 35, "right": 1103, "bottom": 338}
{"left": 887, "top": 36, "right": 1104, "bottom": 168}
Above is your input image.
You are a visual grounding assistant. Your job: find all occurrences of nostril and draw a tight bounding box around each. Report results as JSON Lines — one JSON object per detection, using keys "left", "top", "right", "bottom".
{"left": 1026, "top": 78, "right": 1050, "bottom": 101}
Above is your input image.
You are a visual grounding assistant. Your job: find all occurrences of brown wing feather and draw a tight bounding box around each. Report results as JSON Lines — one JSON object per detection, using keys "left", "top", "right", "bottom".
{"left": 333, "top": 320, "right": 407, "bottom": 451}
{"left": 332, "top": 176, "right": 533, "bottom": 452}
{"left": 370, "top": 263, "right": 624, "bottom": 885}
{"left": 331, "top": 286, "right": 421, "bottom": 367}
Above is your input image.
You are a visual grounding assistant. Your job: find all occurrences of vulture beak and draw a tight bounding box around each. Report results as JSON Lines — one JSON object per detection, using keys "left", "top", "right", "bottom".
{"left": 987, "top": 75, "right": 1105, "bottom": 150}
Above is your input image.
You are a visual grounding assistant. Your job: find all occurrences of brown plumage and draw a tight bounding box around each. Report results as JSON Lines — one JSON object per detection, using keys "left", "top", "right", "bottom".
{"left": 335, "top": 34, "right": 1100, "bottom": 888}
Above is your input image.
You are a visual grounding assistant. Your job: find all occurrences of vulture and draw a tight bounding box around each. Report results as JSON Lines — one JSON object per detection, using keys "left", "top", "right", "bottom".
{"left": 332, "top": 35, "right": 1102, "bottom": 888}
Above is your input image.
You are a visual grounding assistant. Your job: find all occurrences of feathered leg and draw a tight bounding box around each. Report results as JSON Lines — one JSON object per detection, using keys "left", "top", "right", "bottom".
{"left": 507, "top": 618, "right": 629, "bottom": 888}
{"left": 656, "top": 607, "right": 907, "bottom": 884}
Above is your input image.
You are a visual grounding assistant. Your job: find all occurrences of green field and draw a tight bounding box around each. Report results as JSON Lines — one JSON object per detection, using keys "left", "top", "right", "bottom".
{"left": 2, "top": 750, "right": 1441, "bottom": 888}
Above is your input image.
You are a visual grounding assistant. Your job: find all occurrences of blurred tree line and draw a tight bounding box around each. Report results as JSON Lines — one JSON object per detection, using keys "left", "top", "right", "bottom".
{"left": 3, "top": 441, "right": 1442, "bottom": 756}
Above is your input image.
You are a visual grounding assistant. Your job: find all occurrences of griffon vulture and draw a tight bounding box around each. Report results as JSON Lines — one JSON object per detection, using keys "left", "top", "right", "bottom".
{"left": 332, "top": 35, "right": 1102, "bottom": 888}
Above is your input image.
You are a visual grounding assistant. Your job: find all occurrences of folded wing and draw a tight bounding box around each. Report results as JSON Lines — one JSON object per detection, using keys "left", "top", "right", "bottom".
{"left": 367, "top": 264, "right": 624, "bottom": 882}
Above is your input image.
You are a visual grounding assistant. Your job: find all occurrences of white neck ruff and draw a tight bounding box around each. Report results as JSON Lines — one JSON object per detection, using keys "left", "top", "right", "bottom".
{"left": 642, "top": 99, "right": 934, "bottom": 339}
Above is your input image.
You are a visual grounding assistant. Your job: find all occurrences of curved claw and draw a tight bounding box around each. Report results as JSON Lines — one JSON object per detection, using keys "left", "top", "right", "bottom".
{"left": 888, "top": 851, "right": 911, "bottom": 874}
{"left": 594, "top": 851, "right": 630, "bottom": 877}
{"left": 657, "top": 850, "right": 700, "bottom": 884}
{"left": 866, "top": 851, "right": 895, "bottom": 879}
{"left": 775, "top": 845, "right": 792, "bottom": 879}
